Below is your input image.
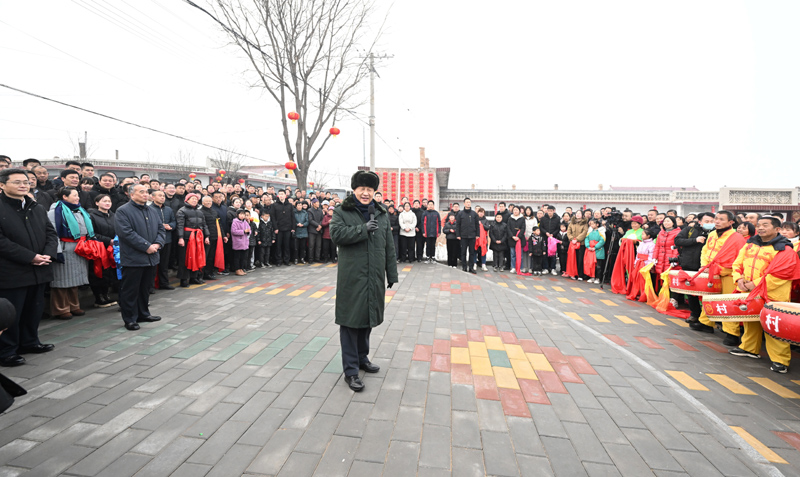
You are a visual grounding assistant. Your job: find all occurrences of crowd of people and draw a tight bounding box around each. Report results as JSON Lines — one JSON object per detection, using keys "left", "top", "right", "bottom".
{"left": 2, "top": 154, "right": 800, "bottom": 375}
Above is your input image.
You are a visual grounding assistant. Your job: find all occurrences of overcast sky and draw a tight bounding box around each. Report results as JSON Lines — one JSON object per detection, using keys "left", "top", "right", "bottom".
{"left": 2, "top": 1, "right": 798, "bottom": 190}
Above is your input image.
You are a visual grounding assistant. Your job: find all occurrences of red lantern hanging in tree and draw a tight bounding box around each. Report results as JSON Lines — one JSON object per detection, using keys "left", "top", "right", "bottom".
{"left": 329, "top": 127, "right": 340, "bottom": 137}
{"left": 218, "top": 169, "right": 226, "bottom": 177}
{"left": 288, "top": 112, "right": 300, "bottom": 123}
{"left": 188, "top": 173, "right": 197, "bottom": 180}
{"left": 215, "top": 176, "right": 222, "bottom": 182}
{"left": 309, "top": 181, "right": 315, "bottom": 187}
{"left": 238, "top": 178, "right": 245, "bottom": 184}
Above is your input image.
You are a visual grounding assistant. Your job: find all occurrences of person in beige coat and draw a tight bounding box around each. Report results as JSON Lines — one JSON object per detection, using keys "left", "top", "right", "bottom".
{"left": 567, "top": 212, "right": 590, "bottom": 280}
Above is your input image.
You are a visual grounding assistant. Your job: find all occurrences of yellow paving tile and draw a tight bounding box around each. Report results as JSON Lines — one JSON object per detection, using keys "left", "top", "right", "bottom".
{"left": 641, "top": 316, "right": 666, "bottom": 326}
{"left": 484, "top": 336, "right": 505, "bottom": 350}
{"left": 288, "top": 289, "right": 307, "bottom": 297}
{"left": 668, "top": 318, "right": 690, "bottom": 328}
{"left": 666, "top": 370, "right": 709, "bottom": 391}
{"left": 311, "top": 263, "right": 322, "bottom": 267}
{"left": 326, "top": 263, "right": 337, "bottom": 268}
{"left": 792, "top": 380, "right": 800, "bottom": 387}
{"left": 527, "top": 353, "right": 554, "bottom": 372}
{"left": 749, "top": 377, "right": 800, "bottom": 399}
{"left": 515, "top": 283, "right": 527, "bottom": 290}
{"left": 385, "top": 296, "right": 393, "bottom": 304}
{"left": 706, "top": 374, "right": 757, "bottom": 395}
{"left": 309, "top": 291, "right": 328, "bottom": 299}
{"left": 450, "top": 347, "right": 471, "bottom": 365}
{"left": 557, "top": 297, "right": 572, "bottom": 304}
{"left": 332, "top": 295, "right": 336, "bottom": 299}
{"left": 205, "top": 283, "right": 229, "bottom": 291}
{"left": 564, "top": 312, "right": 583, "bottom": 321}
{"left": 534, "top": 285, "right": 546, "bottom": 291}
{"left": 498, "top": 282, "right": 509, "bottom": 288}
{"left": 493, "top": 366, "right": 520, "bottom": 389}
{"left": 187, "top": 283, "right": 206, "bottom": 290}
{"left": 402, "top": 266, "right": 412, "bottom": 272}
{"left": 510, "top": 359, "right": 537, "bottom": 380}
{"left": 245, "top": 287, "right": 268, "bottom": 294}
{"left": 615, "top": 315, "right": 637, "bottom": 324}
{"left": 571, "top": 287, "right": 584, "bottom": 293}
{"left": 591, "top": 288, "right": 605, "bottom": 294}
{"left": 504, "top": 344, "right": 526, "bottom": 360}
{"left": 589, "top": 314, "right": 610, "bottom": 323}
{"left": 552, "top": 286, "right": 565, "bottom": 292}
{"left": 471, "top": 356, "right": 493, "bottom": 376}
{"left": 600, "top": 299, "right": 618, "bottom": 307}
{"left": 267, "top": 287, "right": 287, "bottom": 295}
{"left": 468, "top": 341, "right": 489, "bottom": 358}
{"left": 225, "top": 285, "right": 249, "bottom": 292}
{"left": 731, "top": 426, "right": 788, "bottom": 464}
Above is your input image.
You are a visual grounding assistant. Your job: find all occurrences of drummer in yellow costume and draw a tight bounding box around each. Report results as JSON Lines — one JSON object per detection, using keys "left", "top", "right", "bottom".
{"left": 689, "top": 211, "right": 746, "bottom": 345}
{"left": 729, "top": 216, "right": 795, "bottom": 373}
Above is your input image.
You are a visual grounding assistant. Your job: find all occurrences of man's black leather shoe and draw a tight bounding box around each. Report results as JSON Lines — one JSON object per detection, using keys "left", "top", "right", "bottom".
{"left": 345, "top": 375, "right": 364, "bottom": 392}
{"left": 0, "top": 355, "right": 25, "bottom": 367}
{"left": 359, "top": 361, "right": 380, "bottom": 373}
{"left": 204, "top": 275, "right": 218, "bottom": 281}
{"left": 137, "top": 316, "right": 162, "bottom": 323}
{"left": 180, "top": 280, "right": 189, "bottom": 288}
{"left": 125, "top": 323, "right": 140, "bottom": 331}
{"left": 18, "top": 344, "right": 54, "bottom": 354}
{"left": 159, "top": 285, "right": 175, "bottom": 290}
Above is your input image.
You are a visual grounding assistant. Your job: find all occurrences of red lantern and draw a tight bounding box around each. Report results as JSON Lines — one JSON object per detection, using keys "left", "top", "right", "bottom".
{"left": 330, "top": 127, "right": 340, "bottom": 137}
{"left": 285, "top": 162, "right": 297, "bottom": 171}
{"left": 288, "top": 112, "right": 300, "bottom": 123}
{"left": 218, "top": 169, "right": 226, "bottom": 178}
{"left": 238, "top": 178, "right": 245, "bottom": 184}
{"left": 215, "top": 176, "right": 222, "bottom": 182}
{"left": 188, "top": 173, "right": 197, "bottom": 180}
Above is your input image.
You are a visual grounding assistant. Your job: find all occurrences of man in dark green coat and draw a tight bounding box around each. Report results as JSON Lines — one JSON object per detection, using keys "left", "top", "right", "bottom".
{"left": 330, "top": 171, "right": 398, "bottom": 392}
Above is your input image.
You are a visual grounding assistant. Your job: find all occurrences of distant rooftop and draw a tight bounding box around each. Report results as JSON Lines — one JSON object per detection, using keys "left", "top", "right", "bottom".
{"left": 609, "top": 186, "right": 699, "bottom": 192}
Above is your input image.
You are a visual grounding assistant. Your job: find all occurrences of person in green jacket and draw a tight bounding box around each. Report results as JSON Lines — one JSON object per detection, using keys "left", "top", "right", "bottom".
{"left": 330, "top": 171, "right": 398, "bottom": 392}
{"left": 584, "top": 219, "right": 606, "bottom": 283}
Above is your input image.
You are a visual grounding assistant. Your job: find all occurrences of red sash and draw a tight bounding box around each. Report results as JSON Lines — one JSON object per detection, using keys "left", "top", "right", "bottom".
{"left": 584, "top": 240, "right": 597, "bottom": 277}
{"left": 566, "top": 241, "right": 580, "bottom": 277}
{"left": 677, "top": 231, "right": 745, "bottom": 284}
{"left": 214, "top": 219, "right": 225, "bottom": 272}
{"left": 68, "top": 236, "right": 114, "bottom": 278}
{"left": 185, "top": 227, "right": 206, "bottom": 272}
{"left": 611, "top": 239, "right": 637, "bottom": 294}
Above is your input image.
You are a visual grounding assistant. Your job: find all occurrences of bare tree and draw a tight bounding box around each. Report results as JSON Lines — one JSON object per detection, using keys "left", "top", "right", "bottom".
{"left": 211, "top": 148, "right": 245, "bottom": 185}
{"left": 67, "top": 132, "right": 99, "bottom": 159}
{"left": 173, "top": 149, "right": 197, "bottom": 172}
{"left": 195, "top": 0, "right": 383, "bottom": 189}
{"left": 306, "top": 169, "right": 334, "bottom": 191}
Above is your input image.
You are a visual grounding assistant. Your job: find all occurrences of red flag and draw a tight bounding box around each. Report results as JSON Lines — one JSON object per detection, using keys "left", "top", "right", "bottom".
{"left": 566, "top": 241, "right": 580, "bottom": 277}
{"left": 185, "top": 228, "right": 206, "bottom": 272}
{"left": 611, "top": 239, "right": 636, "bottom": 294}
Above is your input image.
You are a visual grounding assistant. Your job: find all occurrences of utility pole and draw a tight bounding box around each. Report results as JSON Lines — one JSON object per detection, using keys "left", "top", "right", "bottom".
{"left": 367, "top": 52, "right": 393, "bottom": 171}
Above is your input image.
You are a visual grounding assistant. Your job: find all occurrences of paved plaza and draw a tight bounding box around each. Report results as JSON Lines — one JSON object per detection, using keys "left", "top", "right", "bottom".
{"left": 2, "top": 261, "right": 800, "bottom": 476}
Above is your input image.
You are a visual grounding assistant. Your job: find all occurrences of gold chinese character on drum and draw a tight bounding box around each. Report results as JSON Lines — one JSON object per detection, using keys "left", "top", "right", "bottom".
{"left": 760, "top": 302, "right": 800, "bottom": 346}
{"left": 702, "top": 293, "right": 765, "bottom": 322}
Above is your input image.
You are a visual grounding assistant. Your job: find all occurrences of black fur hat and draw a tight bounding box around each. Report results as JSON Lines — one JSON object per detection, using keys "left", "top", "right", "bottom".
{"left": 350, "top": 171, "right": 380, "bottom": 190}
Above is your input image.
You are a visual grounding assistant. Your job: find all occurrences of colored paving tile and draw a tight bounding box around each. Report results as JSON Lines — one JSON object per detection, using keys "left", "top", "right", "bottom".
{"left": 467, "top": 330, "right": 484, "bottom": 342}
{"left": 504, "top": 344, "right": 526, "bottom": 361}
{"left": 267, "top": 283, "right": 295, "bottom": 295}
{"left": 641, "top": 316, "right": 666, "bottom": 326}
{"left": 519, "top": 339, "right": 541, "bottom": 354}
{"left": 500, "top": 331, "right": 518, "bottom": 344}
{"left": 668, "top": 318, "right": 690, "bottom": 328}
{"left": 288, "top": 284, "right": 314, "bottom": 296}
{"left": 450, "top": 347, "right": 471, "bottom": 365}
{"left": 72, "top": 330, "right": 126, "bottom": 348}
{"left": 519, "top": 378, "right": 550, "bottom": 404}
{"left": 172, "top": 329, "right": 235, "bottom": 359}
{"left": 498, "top": 282, "right": 509, "bottom": 288}
{"left": 665, "top": 338, "right": 698, "bottom": 352}
{"left": 515, "top": 283, "right": 527, "bottom": 289}
{"left": 579, "top": 298, "right": 594, "bottom": 305}
{"left": 309, "top": 285, "right": 335, "bottom": 298}
{"left": 557, "top": 297, "right": 572, "bottom": 304}
{"left": 552, "top": 286, "right": 565, "bottom": 292}
{"left": 564, "top": 312, "right": 583, "bottom": 321}
{"left": 451, "top": 363, "right": 473, "bottom": 384}
{"left": 615, "top": 315, "right": 637, "bottom": 324}
{"left": 471, "top": 357, "right": 494, "bottom": 376}
{"left": 748, "top": 377, "right": 800, "bottom": 399}
{"left": 468, "top": 341, "right": 489, "bottom": 358}
{"left": 225, "top": 281, "right": 255, "bottom": 292}
{"left": 537, "top": 296, "right": 550, "bottom": 302}
{"left": 493, "top": 367, "right": 520, "bottom": 389}
{"left": 666, "top": 370, "right": 709, "bottom": 391}
{"left": 245, "top": 282, "right": 277, "bottom": 293}
{"left": 487, "top": 349, "right": 512, "bottom": 368}
{"left": 323, "top": 350, "right": 343, "bottom": 373}
{"left": 731, "top": 426, "right": 788, "bottom": 464}
{"left": 247, "top": 347, "right": 281, "bottom": 366}
{"left": 552, "top": 363, "right": 583, "bottom": 384}
{"left": 499, "top": 388, "right": 530, "bottom": 417}
{"left": 285, "top": 336, "right": 331, "bottom": 369}
{"left": 571, "top": 287, "right": 584, "bottom": 293}
{"left": 697, "top": 340, "right": 728, "bottom": 353}
{"left": 510, "top": 359, "right": 537, "bottom": 380}
{"left": 536, "top": 370, "right": 567, "bottom": 393}
{"left": 432, "top": 339, "right": 450, "bottom": 354}
{"left": 590, "top": 288, "right": 605, "bottom": 293}
{"left": 706, "top": 374, "right": 756, "bottom": 395}
{"left": 773, "top": 431, "right": 800, "bottom": 452}
{"left": 567, "top": 356, "right": 597, "bottom": 375}
{"left": 204, "top": 279, "right": 237, "bottom": 291}
{"left": 104, "top": 324, "right": 178, "bottom": 352}
{"left": 590, "top": 314, "right": 610, "bottom": 323}
{"left": 450, "top": 334, "right": 468, "bottom": 348}
{"left": 603, "top": 334, "right": 629, "bottom": 347}
{"left": 412, "top": 345, "right": 433, "bottom": 362}
{"left": 473, "top": 375, "right": 499, "bottom": 400}
{"left": 430, "top": 354, "right": 451, "bottom": 372}
{"left": 484, "top": 336, "right": 505, "bottom": 350}
{"left": 269, "top": 333, "right": 299, "bottom": 349}
{"left": 600, "top": 299, "right": 618, "bottom": 307}
{"left": 534, "top": 285, "right": 546, "bottom": 291}
{"left": 527, "top": 353, "right": 554, "bottom": 372}
{"left": 482, "top": 325, "right": 499, "bottom": 336}
{"left": 541, "top": 347, "right": 568, "bottom": 364}
{"left": 634, "top": 336, "right": 664, "bottom": 349}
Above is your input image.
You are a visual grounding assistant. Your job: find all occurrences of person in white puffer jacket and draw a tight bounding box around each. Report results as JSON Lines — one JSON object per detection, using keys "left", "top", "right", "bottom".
{"left": 398, "top": 202, "right": 417, "bottom": 263}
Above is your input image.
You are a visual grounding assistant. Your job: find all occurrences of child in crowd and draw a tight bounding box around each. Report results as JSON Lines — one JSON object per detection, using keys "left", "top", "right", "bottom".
{"left": 230, "top": 209, "right": 251, "bottom": 276}
{"left": 475, "top": 207, "right": 490, "bottom": 272}
{"left": 489, "top": 214, "right": 509, "bottom": 272}
{"left": 527, "top": 226, "right": 546, "bottom": 275}
{"left": 443, "top": 214, "right": 459, "bottom": 268}
{"left": 257, "top": 211, "right": 274, "bottom": 268}
{"left": 557, "top": 223, "right": 569, "bottom": 276}
{"left": 584, "top": 219, "right": 606, "bottom": 284}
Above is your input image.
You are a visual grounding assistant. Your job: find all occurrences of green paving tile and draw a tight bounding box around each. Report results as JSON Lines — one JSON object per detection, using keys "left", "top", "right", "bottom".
{"left": 323, "top": 350, "right": 343, "bottom": 373}
{"left": 140, "top": 323, "right": 178, "bottom": 337}
{"left": 488, "top": 349, "right": 512, "bottom": 368}
{"left": 105, "top": 335, "right": 149, "bottom": 352}
{"left": 138, "top": 339, "right": 180, "bottom": 355}
{"left": 172, "top": 341, "right": 215, "bottom": 359}
{"left": 302, "top": 336, "right": 329, "bottom": 352}
{"left": 284, "top": 350, "right": 317, "bottom": 370}
{"left": 72, "top": 330, "right": 126, "bottom": 348}
{"left": 247, "top": 347, "right": 281, "bottom": 366}
{"left": 450, "top": 284, "right": 461, "bottom": 289}
{"left": 209, "top": 344, "right": 248, "bottom": 362}
{"left": 202, "top": 329, "right": 236, "bottom": 343}
{"left": 235, "top": 331, "right": 267, "bottom": 346}
{"left": 267, "top": 333, "right": 298, "bottom": 349}
{"left": 172, "top": 325, "right": 207, "bottom": 340}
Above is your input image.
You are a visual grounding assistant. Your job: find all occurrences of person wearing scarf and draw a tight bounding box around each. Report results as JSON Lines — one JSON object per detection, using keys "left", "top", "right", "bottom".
{"left": 176, "top": 194, "right": 210, "bottom": 287}
{"left": 46, "top": 187, "right": 95, "bottom": 319}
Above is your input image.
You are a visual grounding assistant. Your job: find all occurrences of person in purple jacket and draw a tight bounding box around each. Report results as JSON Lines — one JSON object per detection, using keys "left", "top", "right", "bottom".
{"left": 230, "top": 209, "right": 251, "bottom": 276}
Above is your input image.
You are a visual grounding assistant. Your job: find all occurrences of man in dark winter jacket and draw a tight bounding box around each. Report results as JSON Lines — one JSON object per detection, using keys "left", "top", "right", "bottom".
{"left": 115, "top": 184, "right": 166, "bottom": 331}
{"left": 674, "top": 212, "right": 714, "bottom": 322}
{"left": 90, "top": 174, "right": 122, "bottom": 211}
{"left": 271, "top": 189, "right": 295, "bottom": 266}
{"left": 0, "top": 169, "right": 58, "bottom": 367}
{"left": 456, "top": 198, "right": 480, "bottom": 273}
{"left": 412, "top": 200, "right": 425, "bottom": 262}
{"left": 421, "top": 200, "right": 441, "bottom": 263}
{"left": 330, "top": 171, "right": 398, "bottom": 392}
{"left": 307, "top": 198, "right": 324, "bottom": 263}
{"left": 150, "top": 190, "right": 176, "bottom": 290}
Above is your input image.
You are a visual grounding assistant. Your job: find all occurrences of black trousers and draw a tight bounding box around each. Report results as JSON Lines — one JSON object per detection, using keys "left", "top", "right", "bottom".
{"left": 687, "top": 295, "right": 702, "bottom": 319}
{"left": 256, "top": 245, "right": 270, "bottom": 266}
{"left": 446, "top": 239, "right": 459, "bottom": 267}
{"left": 322, "top": 239, "right": 335, "bottom": 261}
{"left": 340, "top": 325, "right": 371, "bottom": 377}
{"left": 157, "top": 242, "right": 172, "bottom": 287}
{"left": 0, "top": 284, "right": 46, "bottom": 358}
{"left": 119, "top": 266, "right": 156, "bottom": 325}
{"left": 308, "top": 233, "right": 322, "bottom": 262}
{"left": 575, "top": 245, "right": 587, "bottom": 279}
{"left": 399, "top": 236, "right": 415, "bottom": 262}
{"left": 177, "top": 245, "right": 202, "bottom": 281}
{"left": 393, "top": 235, "right": 399, "bottom": 260}
{"left": 233, "top": 249, "right": 248, "bottom": 271}
{"left": 415, "top": 233, "right": 425, "bottom": 260}
{"left": 275, "top": 230, "right": 292, "bottom": 264}
{"left": 460, "top": 238, "right": 477, "bottom": 270}
{"left": 295, "top": 237, "right": 308, "bottom": 261}
{"left": 169, "top": 234, "right": 179, "bottom": 268}
{"left": 223, "top": 236, "right": 233, "bottom": 271}
{"left": 425, "top": 237, "right": 437, "bottom": 259}
{"left": 493, "top": 250, "right": 505, "bottom": 268}
{"left": 203, "top": 239, "right": 218, "bottom": 276}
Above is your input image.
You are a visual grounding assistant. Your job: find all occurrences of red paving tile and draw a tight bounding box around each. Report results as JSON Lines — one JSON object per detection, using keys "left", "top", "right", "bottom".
{"left": 432, "top": 339, "right": 451, "bottom": 355}
{"left": 604, "top": 334, "right": 629, "bottom": 347}
{"left": 451, "top": 289, "right": 462, "bottom": 295}
{"left": 430, "top": 354, "right": 451, "bottom": 372}
{"left": 473, "top": 375, "right": 500, "bottom": 400}
{"left": 635, "top": 337, "right": 664, "bottom": 350}
{"left": 461, "top": 284, "right": 472, "bottom": 292}
{"left": 451, "top": 363, "right": 473, "bottom": 384}
{"left": 471, "top": 285, "right": 481, "bottom": 290}
{"left": 627, "top": 302, "right": 641, "bottom": 308}
{"left": 499, "top": 388, "right": 531, "bottom": 417}
{"left": 412, "top": 345, "right": 432, "bottom": 362}
{"left": 552, "top": 363, "right": 583, "bottom": 384}
{"left": 450, "top": 334, "right": 468, "bottom": 348}
{"left": 500, "top": 331, "right": 518, "bottom": 344}
{"left": 467, "top": 330, "right": 484, "bottom": 342}
{"left": 520, "top": 339, "right": 542, "bottom": 354}
{"left": 541, "top": 347, "right": 568, "bottom": 364}
{"left": 318, "top": 286, "right": 335, "bottom": 292}
{"left": 385, "top": 290, "right": 397, "bottom": 297}
{"left": 500, "top": 274, "right": 509, "bottom": 279}
{"left": 665, "top": 338, "right": 698, "bottom": 352}
{"left": 536, "top": 370, "right": 568, "bottom": 394}
{"left": 579, "top": 298, "right": 594, "bottom": 305}
{"left": 697, "top": 340, "right": 729, "bottom": 353}
{"left": 537, "top": 296, "right": 550, "bottom": 302}
{"left": 451, "top": 279, "right": 460, "bottom": 284}
{"left": 482, "top": 325, "right": 499, "bottom": 336}
{"left": 258, "top": 282, "right": 277, "bottom": 288}
{"left": 518, "top": 378, "right": 550, "bottom": 405}
{"left": 566, "top": 356, "right": 598, "bottom": 375}
{"left": 774, "top": 432, "right": 800, "bottom": 452}
{"left": 431, "top": 283, "right": 440, "bottom": 288}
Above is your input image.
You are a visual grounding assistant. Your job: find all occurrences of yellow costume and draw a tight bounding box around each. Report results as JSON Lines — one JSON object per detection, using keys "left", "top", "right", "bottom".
{"left": 698, "top": 228, "right": 744, "bottom": 336}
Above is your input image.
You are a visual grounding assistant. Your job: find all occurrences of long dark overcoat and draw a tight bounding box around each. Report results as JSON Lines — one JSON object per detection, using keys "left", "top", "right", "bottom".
{"left": 330, "top": 196, "right": 398, "bottom": 328}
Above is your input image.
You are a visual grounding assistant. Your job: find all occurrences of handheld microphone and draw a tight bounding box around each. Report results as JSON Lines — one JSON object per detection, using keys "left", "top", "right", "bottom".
{"left": 368, "top": 204, "right": 375, "bottom": 222}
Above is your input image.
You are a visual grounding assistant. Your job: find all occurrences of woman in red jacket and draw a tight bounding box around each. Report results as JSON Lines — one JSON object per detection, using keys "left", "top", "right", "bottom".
{"left": 653, "top": 216, "right": 681, "bottom": 275}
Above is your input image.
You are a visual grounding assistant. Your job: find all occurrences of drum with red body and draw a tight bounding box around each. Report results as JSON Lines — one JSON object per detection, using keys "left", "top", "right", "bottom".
{"left": 667, "top": 270, "right": 722, "bottom": 296}
{"left": 760, "top": 302, "right": 800, "bottom": 346}
{"left": 702, "top": 293, "right": 764, "bottom": 322}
